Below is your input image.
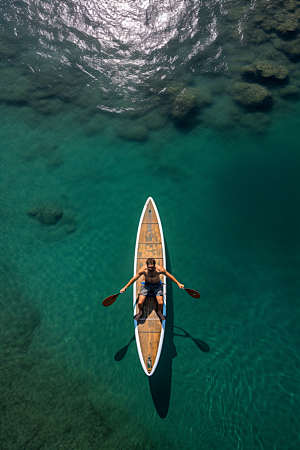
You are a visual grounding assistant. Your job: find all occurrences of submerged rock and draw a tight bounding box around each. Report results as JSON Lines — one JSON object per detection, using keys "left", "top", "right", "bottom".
{"left": 241, "top": 62, "right": 289, "bottom": 83}
{"left": 274, "top": 11, "right": 299, "bottom": 35}
{"left": 143, "top": 112, "right": 167, "bottom": 130}
{"left": 260, "top": 11, "right": 299, "bottom": 36}
{"left": 282, "top": 0, "right": 297, "bottom": 11}
{"left": 171, "top": 87, "right": 212, "bottom": 120}
{"left": 278, "top": 85, "right": 300, "bottom": 97}
{"left": 240, "top": 111, "right": 272, "bottom": 134}
{"left": 277, "top": 38, "right": 300, "bottom": 60}
{"left": 231, "top": 82, "right": 272, "bottom": 109}
{"left": 24, "top": 141, "right": 59, "bottom": 162}
{"left": 249, "top": 30, "right": 270, "bottom": 44}
{"left": 117, "top": 123, "right": 149, "bottom": 141}
{"left": 60, "top": 209, "right": 76, "bottom": 234}
{"left": 27, "top": 204, "right": 76, "bottom": 241}
{"left": 171, "top": 90, "right": 196, "bottom": 120}
{"left": 0, "top": 263, "right": 41, "bottom": 356}
{"left": 27, "top": 206, "right": 63, "bottom": 225}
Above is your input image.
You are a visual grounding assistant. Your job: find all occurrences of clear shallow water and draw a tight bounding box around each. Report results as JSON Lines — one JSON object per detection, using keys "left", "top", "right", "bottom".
{"left": 1, "top": 1, "right": 300, "bottom": 449}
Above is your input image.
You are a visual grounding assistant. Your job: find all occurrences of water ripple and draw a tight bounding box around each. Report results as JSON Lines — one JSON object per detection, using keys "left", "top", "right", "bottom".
{"left": 7, "top": 0, "right": 222, "bottom": 95}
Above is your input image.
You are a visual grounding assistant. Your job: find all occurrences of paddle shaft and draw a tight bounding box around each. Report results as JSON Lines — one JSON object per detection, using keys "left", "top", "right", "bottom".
{"left": 103, "top": 287, "right": 199, "bottom": 307}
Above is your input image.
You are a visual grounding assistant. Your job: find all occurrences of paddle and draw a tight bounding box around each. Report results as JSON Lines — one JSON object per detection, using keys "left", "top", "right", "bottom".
{"left": 102, "top": 293, "right": 122, "bottom": 307}
{"left": 103, "top": 287, "right": 199, "bottom": 306}
{"left": 184, "top": 288, "right": 200, "bottom": 299}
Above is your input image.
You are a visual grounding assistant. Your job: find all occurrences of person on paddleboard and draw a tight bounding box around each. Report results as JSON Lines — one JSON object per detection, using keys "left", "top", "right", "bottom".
{"left": 120, "top": 257, "right": 184, "bottom": 321}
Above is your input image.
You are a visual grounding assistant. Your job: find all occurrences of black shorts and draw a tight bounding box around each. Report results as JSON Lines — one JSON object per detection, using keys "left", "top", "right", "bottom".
{"left": 139, "top": 282, "right": 163, "bottom": 297}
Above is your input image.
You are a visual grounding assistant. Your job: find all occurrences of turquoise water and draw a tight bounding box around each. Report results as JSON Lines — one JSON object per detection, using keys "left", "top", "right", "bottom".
{"left": 1, "top": 1, "right": 300, "bottom": 449}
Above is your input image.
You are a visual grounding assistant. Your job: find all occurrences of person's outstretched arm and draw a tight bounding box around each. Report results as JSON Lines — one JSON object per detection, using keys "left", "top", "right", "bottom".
{"left": 163, "top": 269, "right": 184, "bottom": 289}
{"left": 120, "top": 271, "right": 142, "bottom": 293}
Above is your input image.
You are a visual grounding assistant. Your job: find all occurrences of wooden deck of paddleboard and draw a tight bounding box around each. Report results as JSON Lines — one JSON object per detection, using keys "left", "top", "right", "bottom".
{"left": 135, "top": 198, "right": 165, "bottom": 374}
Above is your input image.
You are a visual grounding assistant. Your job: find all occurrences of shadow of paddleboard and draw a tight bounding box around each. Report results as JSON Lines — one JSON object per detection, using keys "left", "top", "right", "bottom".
{"left": 148, "top": 240, "right": 175, "bottom": 418}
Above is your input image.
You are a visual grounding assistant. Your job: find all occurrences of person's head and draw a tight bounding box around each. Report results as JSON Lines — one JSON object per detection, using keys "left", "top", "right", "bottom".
{"left": 146, "top": 258, "right": 156, "bottom": 271}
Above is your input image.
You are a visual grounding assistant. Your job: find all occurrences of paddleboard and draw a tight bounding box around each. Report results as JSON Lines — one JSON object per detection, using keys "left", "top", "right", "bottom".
{"left": 133, "top": 197, "right": 166, "bottom": 376}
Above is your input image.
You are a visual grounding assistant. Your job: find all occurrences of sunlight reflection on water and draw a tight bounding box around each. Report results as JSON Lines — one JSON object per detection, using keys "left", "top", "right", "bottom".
{"left": 17, "top": 0, "right": 223, "bottom": 92}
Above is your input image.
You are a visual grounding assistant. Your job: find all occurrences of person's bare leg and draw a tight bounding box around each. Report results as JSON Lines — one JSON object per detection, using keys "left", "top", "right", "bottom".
{"left": 134, "top": 295, "right": 146, "bottom": 321}
{"left": 156, "top": 296, "right": 166, "bottom": 321}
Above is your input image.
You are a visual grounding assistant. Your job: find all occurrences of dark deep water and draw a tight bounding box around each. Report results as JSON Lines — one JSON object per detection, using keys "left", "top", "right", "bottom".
{"left": 0, "top": 1, "right": 300, "bottom": 449}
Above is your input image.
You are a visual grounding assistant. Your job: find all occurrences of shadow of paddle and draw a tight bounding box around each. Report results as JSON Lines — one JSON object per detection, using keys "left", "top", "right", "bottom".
{"left": 174, "top": 326, "right": 210, "bottom": 353}
{"left": 114, "top": 336, "right": 135, "bottom": 362}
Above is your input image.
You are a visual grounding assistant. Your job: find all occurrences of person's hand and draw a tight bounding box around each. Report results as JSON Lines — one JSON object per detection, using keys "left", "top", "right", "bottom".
{"left": 178, "top": 283, "right": 185, "bottom": 289}
{"left": 120, "top": 287, "right": 126, "bottom": 294}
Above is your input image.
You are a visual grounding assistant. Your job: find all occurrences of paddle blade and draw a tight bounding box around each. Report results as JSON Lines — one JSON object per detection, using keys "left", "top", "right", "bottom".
{"left": 185, "top": 288, "right": 200, "bottom": 299}
{"left": 102, "top": 293, "right": 119, "bottom": 307}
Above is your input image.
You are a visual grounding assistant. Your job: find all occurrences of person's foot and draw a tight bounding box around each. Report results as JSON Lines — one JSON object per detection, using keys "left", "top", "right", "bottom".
{"left": 133, "top": 310, "right": 143, "bottom": 321}
{"left": 157, "top": 311, "right": 166, "bottom": 321}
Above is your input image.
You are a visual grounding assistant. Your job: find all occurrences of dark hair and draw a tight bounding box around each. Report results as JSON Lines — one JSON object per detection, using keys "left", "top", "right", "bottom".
{"left": 146, "top": 258, "right": 156, "bottom": 266}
